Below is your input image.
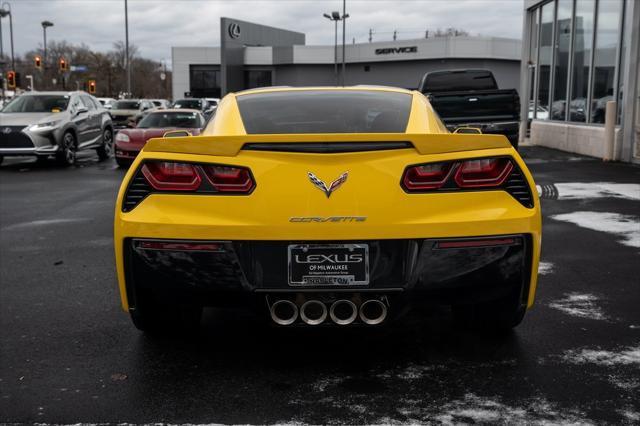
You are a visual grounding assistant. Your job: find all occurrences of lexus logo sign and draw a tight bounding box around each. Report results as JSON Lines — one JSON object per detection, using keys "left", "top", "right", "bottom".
{"left": 228, "top": 23, "right": 241, "bottom": 39}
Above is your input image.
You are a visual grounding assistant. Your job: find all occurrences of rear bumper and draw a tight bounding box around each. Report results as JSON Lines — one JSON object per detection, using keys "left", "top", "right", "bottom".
{"left": 122, "top": 235, "right": 533, "bottom": 313}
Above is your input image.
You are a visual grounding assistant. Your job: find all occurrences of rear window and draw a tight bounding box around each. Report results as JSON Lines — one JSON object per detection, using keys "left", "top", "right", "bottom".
{"left": 236, "top": 90, "right": 412, "bottom": 134}
{"left": 137, "top": 112, "right": 202, "bottom": 129}
{"left": 423, "top": 70, "right": 497, "bottom": 92}
{"left": 112, "top": 101, "right": 140, "bottom": 110}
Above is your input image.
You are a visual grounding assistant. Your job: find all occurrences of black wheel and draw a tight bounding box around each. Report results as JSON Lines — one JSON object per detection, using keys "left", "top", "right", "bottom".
{"left": 453, "top": 289, "right": 526, "bottom": 333}
{"left": 115, "top": 157, "right": 131, "bottom": 168}
{"left": 96, "top": 128, "right": 113, "bottom": 161}
{"left": 55, "top": 131, "right": 77, "bottom": 166}
{"left": 130, "top": 289, "right": 202, "bottom": 336}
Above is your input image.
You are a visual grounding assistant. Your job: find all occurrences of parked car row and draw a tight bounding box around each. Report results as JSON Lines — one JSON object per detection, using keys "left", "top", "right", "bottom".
{"left": 0, "top": 91, "right": 217, "bottom": 167}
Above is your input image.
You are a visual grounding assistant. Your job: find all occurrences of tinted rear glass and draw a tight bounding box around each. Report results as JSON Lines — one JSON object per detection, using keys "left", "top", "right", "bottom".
{"left": 137, "top": 112, "right": 202, "bottom": 129}
{"left": 174, "top": 99, "right": 201, "bottom": 109}
{"left": 112, "top": 101, "right": 140, "bottom": 109}
{"left": 236, "top": 90, "right": 412, "bottom": 134}
{"left": 423, "top": 70, "right": 496, "bottom": 92}
{"left": 2, "top": 95, "right": 69, "bottom": 113}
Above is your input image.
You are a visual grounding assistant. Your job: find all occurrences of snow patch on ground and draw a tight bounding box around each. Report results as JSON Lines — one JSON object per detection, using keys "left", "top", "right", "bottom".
{"left": 618, "top": 409, "right": 640, "bottom": 423}
{"left": 562, "top": 345, "right": 640, "bottom": 366}
{"left": 548, "top": 293, "right": 607, "bottom": 320}
{"left": 431, "top": 394, "right": 591, "bottom": 425}
{"left": 311, "top": 376, "right": 344, "bottom": 392}
{"left": 554, "top": 182, "right": 640, "bottom": 201}
{"left": 550, "top": 211, "right": 640, "bottom": 248}
{"left": 538, "top": 261, "right": 554, "bottom": 275}
{"left": 607, "top": 375, "right": 640, "bottom": 390}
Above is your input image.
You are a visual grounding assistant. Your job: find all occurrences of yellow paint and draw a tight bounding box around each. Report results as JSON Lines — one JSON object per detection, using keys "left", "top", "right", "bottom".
{"left": 114, "top": 87, "right": 541, "bottom": 311}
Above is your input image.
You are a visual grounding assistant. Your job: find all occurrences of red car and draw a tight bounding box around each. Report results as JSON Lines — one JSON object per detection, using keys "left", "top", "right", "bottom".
{"left": 114, "top": 109, "right": 205, "bottom": 167}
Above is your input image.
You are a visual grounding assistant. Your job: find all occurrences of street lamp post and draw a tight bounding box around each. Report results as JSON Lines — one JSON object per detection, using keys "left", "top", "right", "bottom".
{"left": 124, "top": 0, "right": 131, "bottom": 96}
{"left": 41, "top": 20, "right": 54, "bottom": 69}
{"left": 0, "top": 2, "right": 14, "bottom": 71}
{"left": 323, "top": 11, "right": 341, "bottom": 86}
{"left": 341, "top": 0, "right": 348, "bottom": 86}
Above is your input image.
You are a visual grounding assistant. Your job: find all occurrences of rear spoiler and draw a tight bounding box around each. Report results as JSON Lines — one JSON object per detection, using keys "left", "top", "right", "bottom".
{"left": 143, "top": 133, "right": 512, "bottom": 157}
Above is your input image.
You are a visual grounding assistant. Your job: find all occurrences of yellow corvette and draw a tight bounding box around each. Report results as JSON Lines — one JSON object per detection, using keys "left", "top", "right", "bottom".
{"left": 114, "top": 87, "right": 541, "bottom": 333}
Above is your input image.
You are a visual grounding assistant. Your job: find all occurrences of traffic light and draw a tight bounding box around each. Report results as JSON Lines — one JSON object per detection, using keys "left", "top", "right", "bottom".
{"left": 34, "top": 55, "right": 42, "bottom": 69}
{"left": 6, "top": 71, "right": 16, "bottom": 89}
{"left": 88, "top": 79, "right": 96, "bottom": 94}
{"left": 59, "top": 57, "right": 67, "bottom": 72}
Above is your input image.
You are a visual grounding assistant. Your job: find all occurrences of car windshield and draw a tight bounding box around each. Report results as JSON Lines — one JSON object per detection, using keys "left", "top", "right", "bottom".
{"left": 174, "top": 99, "right": 201, "bottom": 109}
{"left": 137, "top": 112, "right": 201, "bottom": 129}
{"left": 2, "top": 95, "right": 70, "bottom": 113}
{"left": 112, "top": 101, "right": 140, "bottom": 110}
{"left": 236, "top": 90, "right": 412, "bottom": 134}
{"left": 151, "top": 101, "right": 163, "bottom": 107}
{"left": 423, "top": 70, "right": 497, "bottom": 92}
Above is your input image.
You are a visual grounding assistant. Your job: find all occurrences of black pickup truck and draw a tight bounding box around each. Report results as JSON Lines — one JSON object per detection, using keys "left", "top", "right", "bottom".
{"left": 418, "top": 69, "right": 520, "bottom": 148}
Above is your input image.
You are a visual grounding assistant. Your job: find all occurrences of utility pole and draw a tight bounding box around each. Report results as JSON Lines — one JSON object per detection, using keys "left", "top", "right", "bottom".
{"left": 124, "top": 0, "right": 131, "bottom": 96}
{"left": 341, "top": 0, "right": 347, "bottom": 86}
{"left": 393, "top": 30, "right": 397, "bottom": 41}
{"left": 1, "top": 3, "right": 14, "bottom": 71}
{"left": 41, "top": 21, "right": 53, "bottom": 70}
{"left": 323, "top": 11, "right": 341, "bottom": 86}
{"left": 368, "top": 28, "right": 372, "bottom": 43}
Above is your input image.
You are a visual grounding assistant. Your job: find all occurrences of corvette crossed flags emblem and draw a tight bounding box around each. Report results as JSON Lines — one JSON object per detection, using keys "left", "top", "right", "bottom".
{"left": 307, "top": 171, "right": 348, "bottom": 198}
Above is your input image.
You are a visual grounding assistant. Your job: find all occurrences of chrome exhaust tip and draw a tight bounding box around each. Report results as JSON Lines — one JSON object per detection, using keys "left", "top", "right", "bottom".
{"left": 359, "top": 299, "right": 388, "bottom": 325}
{"left": 300, "top": 300, "right": 327, "bottom": 325}
{"left": 329, "top": 299, "right": 358, "bottom": 325}
{"left": 270, "top": 300, "right": 298, "bottom": 326}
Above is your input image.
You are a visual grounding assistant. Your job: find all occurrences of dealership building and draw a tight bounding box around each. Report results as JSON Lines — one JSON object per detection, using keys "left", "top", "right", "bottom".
{"left": 172, "top": 17, "right": 521, "bottom": 101}
{"left": 521, "top": 0, "right": 639, "bottom": 162}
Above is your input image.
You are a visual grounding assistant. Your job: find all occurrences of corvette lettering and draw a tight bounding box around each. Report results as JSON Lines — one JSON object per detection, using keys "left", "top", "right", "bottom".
{"left": 289, "top": 216, "right": 366, "bottom": 223}
{"left": 375, "top": 46, "right": 417, "bottom": 55}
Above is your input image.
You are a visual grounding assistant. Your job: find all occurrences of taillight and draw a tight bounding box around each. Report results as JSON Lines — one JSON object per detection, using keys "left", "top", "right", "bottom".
{"left": 403, "top": 162, "right": 454, "bottom": 190}
{"left": 402, "top": 157, "right": 518, "bottom": 193}
{"left": 202, "top": 165, "right": 255, "bottom": 193}
{"left": 141, "top": 161, "right": 201, "bottom": 191}
{"left": 454, "top": 158, "right": 513, "bottom": 188}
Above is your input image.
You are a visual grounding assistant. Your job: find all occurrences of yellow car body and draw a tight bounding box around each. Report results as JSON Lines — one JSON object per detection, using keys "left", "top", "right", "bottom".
{"left": 114, "top": 86, "right": 541, "bottom": 331}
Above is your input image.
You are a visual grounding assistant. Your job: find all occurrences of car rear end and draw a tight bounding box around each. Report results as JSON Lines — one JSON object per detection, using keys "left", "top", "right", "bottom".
{"left": 113, "top": 88, "right": 541, "bottom": 332}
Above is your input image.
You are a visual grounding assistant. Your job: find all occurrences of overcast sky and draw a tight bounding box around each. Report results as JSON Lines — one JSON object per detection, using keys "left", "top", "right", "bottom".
{"left": 9, "top": 0, "right": 523, "bottom": 65}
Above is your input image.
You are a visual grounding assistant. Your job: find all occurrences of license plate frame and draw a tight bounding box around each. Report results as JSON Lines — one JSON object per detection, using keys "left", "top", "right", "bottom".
{"left": 287, "top": 243, "right": 370, "bottom": 286}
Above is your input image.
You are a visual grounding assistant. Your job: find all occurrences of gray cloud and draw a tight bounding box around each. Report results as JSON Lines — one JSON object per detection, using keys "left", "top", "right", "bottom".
{"left": 7, "top": 0, "right": 522, "bottom": 65}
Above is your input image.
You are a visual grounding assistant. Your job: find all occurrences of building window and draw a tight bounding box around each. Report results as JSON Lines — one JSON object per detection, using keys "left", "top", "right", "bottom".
{"left": 569, "top": 0, "right": 595, "bottom": 123}
{"left": 189, "top": 65, "right": 220, "bottom": 98}
{"left": 528, "top": 0, "right": 624, "bottom": 125}
{"left": 244, "top": 70, "right": 272, "bottom": 89}
{"left": 590, "top": 0, "right": 622, "bottom": 123}
{"left": 537, "top": 2, "right": 554, "bottom": 116}
{"left": 551, "top": 0, "right": 572, "bottom": 121}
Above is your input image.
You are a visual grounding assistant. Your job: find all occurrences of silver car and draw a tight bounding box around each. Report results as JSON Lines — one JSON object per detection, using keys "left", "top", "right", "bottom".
{"left": 0, "top": 91, "right": 114, "bottom": 166}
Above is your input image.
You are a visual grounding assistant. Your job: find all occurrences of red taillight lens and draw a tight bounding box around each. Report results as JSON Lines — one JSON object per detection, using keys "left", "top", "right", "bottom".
{"left": 454, "top": 158, "right": 513, "bottom": 188}
{"left": 403, "top": 162, "right": 454, "bottom": 190}
{"left": 138, "top": 240, "right": 223, "bottom": 251}
{"left": 141, "top": 161, "right": 201, "bottom": 191}
{"left": 202, "top": 165, "right": 255, "bottom": 193}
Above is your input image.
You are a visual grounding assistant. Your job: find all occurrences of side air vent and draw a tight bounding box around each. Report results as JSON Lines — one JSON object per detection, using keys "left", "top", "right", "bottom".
{"left": 242, "top": 141, "right": 413, "bottom": 153}
{"left": 122, "top": 170, "right": 152, "bottom": 212}
{"left": 503, "top": 167, "right": 534, "bottom": 208}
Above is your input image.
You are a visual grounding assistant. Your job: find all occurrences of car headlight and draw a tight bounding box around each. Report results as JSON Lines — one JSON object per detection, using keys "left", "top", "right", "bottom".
{"left": 115, "top": 132, "right": 130, "bottom": 142}
{"left": 28, "top": 121, "right": 61, "bottom": 132}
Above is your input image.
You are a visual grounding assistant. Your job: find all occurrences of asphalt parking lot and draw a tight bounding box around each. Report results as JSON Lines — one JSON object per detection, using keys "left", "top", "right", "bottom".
{"left": 1, "top": 146, "right": 638, "bottom": 424}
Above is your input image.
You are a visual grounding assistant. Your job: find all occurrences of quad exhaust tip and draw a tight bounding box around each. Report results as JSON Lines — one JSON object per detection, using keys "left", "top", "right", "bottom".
{"left": 270, "top": 300, "right": 298, "bottom": 326}
{"left": 300, "top": 300, "right": 328, "bottom": 325}
{"left": 329, "top": 299, "right": 358, "bottom": 325}
{"left": 359, "top": 299, "right": 387, "bottom": 325}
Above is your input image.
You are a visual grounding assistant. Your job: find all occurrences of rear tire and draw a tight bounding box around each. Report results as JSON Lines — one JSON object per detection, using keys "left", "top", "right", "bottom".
{"left": 55, "top": 131, "right": 77, "bottom": 166}
{"left": 96, "top": 127, "right": 113, "bottom": 161}
{"left": 453, "top": 289, "right": 526, "bottom": 333}
{"left": 130, "top": 289, "right": 202, "bottom": 336}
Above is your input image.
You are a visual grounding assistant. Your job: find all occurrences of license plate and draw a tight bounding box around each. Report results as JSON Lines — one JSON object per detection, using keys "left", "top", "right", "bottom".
{"left": 288, "top": 244, "right": 369, "bottom": 286}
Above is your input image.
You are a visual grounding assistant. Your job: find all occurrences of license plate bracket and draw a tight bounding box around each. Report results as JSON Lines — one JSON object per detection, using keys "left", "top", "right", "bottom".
{"left": 288, "top": 244, "right": 369, "bottom": 286}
